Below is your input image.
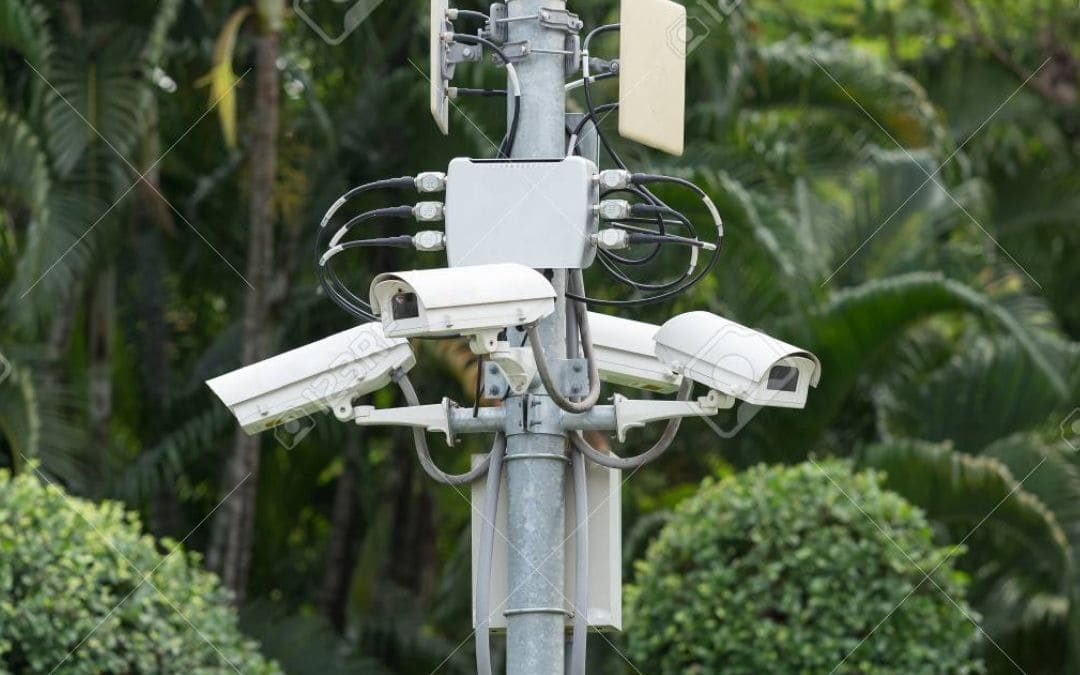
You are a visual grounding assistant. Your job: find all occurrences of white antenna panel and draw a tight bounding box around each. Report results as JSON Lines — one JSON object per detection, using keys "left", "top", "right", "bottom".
{"left": 429, "top": 0, "right": 450, "bottom": 135}
{"left": 618, "top": 0, "right": 686, "bottom": 156}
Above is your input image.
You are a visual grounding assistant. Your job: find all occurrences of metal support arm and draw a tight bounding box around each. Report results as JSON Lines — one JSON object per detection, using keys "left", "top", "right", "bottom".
{"left": 335, "top": 391, "right": 726, "bottom": 445}
{"left": 339, "top": 399, "right": 506, "bottom": 444}
{"left": 611, "top": 390, "right": 733, "bottom": 441}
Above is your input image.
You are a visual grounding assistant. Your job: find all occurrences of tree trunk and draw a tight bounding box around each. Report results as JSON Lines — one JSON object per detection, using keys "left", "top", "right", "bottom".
{"left": 212, "top": 3, "right": 281, "bottom": 605}
{"left": 320, "top": 433, "right": 362, "bottom": 632}
{"left": 87, "top": 267, "right": 114, "bottom": 474}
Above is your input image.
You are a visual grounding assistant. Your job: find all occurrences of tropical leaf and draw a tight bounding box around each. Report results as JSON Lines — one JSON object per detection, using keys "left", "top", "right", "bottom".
{"left": 0, "top": 0, "right": 52, "bottom": 74}
{"left": 747, "top": 37, "right": 944, "bottom": 149}
{"left": 861, "top": 439, "right": 1072, "bottom": 657}
{"left": 197, "top": 7, "right": 253, "bottom": 150}
{"left": 43, "top": 29, "right": 149, "bottom": 178}
{"left": 805, "top": 271, "right": 1067, "bottom": 420}
{"left": 877, "top": 338, "right": 1066, "bottom": 453}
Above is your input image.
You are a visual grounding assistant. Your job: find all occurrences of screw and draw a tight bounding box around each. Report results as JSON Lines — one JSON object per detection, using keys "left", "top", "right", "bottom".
{"left": 571, "top": 386, "right": 581, "bottom": 394}
{"left": 489, "top": 364, "right": 500, "bottom": 375}
{"left": 488, "top": 387, "right": 501, "bottom": 397}
{"left": 572, "top": 363, "right": 583, "bottom": 373}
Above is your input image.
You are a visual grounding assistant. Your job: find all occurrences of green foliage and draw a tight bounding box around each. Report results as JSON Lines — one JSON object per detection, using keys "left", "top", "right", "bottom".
{"left": 625, "top": 461, "right": 982, "bottom": 674}
{"left": 0, "top": 468, "right": 280, "bottom": 674}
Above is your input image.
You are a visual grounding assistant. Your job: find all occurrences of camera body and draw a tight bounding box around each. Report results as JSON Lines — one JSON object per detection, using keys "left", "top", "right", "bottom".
{"left": 207, "top": 323, "right": 416, "bottom": 435}
{"left": 654, "top": 311, "right": 821, "bottom": 408}
{"left": 588, "top": 312, "right": 682, "bottom": 393}
{"left": 369, "top": 263, "right": 556, "bottom": 353}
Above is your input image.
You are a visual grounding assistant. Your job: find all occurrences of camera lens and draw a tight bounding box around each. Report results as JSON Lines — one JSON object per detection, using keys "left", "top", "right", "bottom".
{"left": 391, "top": 292, "right": 420, "bottom": 320}
{"left": 767, "top": 365, "right": 798, "bottom": 392}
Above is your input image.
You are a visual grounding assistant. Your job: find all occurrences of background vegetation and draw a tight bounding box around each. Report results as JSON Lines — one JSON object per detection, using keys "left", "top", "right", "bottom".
{"left": 0, "top": 0, "right": 1078, "bottom": 672}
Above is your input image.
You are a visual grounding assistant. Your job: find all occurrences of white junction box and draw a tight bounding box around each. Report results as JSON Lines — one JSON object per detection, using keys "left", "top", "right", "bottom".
{"left": 471, "top": 455, "right": 622, "bottom": 631}
{"left": 445, "top": 157, "right": 599, "bottom": 269}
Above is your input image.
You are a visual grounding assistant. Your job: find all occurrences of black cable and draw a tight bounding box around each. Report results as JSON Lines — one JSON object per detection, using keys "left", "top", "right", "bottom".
{"left": 452, "top": 34, "right": 522, "bottom": 158}
{"left": 473, "top": 355, "right": 483, "bottom": 418}
{"left": 597, "top": 186, "right": 670, "bottom": 266}
{"left": 572, "top": 231, "right": 722, "bottom": 307}
{"left": 627, "top": 232, "right": 710, "bottom": 248}
{"left": 323, "top": 236, "right": 414, "bottom": 259}
{"left": 315, "top": 205, "right": 415, "bottom": 321}
{"left": 631, "top": 173, "right": 710, "bottom": 198}
{"left": 596, "top": 249, "right": 689, "bottom": 293}
{"left": 500, "top": 92, "right": 521, "bottom": 157}
{"left": 455, "top": 88, "right": 507, "bottom": 97}
{"left": 584, "top": 23, "right": 620, "bottom": 53}
{"left": 452, "top": 9, "right": 490, "bottom": 23}
{"left": 319, "top": 177, "right": 415, "bottom": 230}
{"left": 325, "top": 205, "right": 415, "bottom": 248}
{"left": 575, "top": 24, "right": 725, "bottom": 307}
{"left": 569, "top": 102, "right": 619, "bottom": 148}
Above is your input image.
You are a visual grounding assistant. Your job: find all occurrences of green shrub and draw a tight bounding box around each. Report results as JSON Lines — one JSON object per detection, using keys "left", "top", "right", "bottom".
{"left": 625, "top": 461, "right": 982, "bottom": 674}
{"left": 0, "top": 469, "right": 280, "bottom": 674}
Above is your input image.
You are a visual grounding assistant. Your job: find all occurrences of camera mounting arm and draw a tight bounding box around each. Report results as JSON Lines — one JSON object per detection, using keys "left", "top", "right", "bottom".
{"left": 559, "top": 390, "right": 733, "bottom": 442}
{"left": 330, "top": 390, "right": 731, "bottom": 446}
{"left": 333, "top": 397, "right": 507, "bottom": 445}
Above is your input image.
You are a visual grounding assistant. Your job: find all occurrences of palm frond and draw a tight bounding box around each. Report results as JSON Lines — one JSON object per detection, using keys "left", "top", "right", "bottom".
{"left": 877, "top": 338, "right": 1066, "bottom": 453}
{"left": 861, "top": 439, "right": 1071, "bottom": 648}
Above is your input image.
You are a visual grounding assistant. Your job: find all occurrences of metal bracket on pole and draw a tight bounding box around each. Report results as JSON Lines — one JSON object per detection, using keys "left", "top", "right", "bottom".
{"left": 349, "top": 399, "right": 455, "bottom": 444}
{"left": 483, "top": 346, "right": 588, "bottom": 398}
{"left": 446, "top": 40, "right": 484, "bottom": 68}
{"left": 537, "top": 7, "right": 583, "bottom": 33}
{"left": 565, "top": 34, "right": 581, "bottom": 76}
{"left": 612, "top": 390, "right": 735, "bottom": 442}
{"left": 487, "top": 343, "right": 536, "bottom": 394}
{"left": 492, "top": 40, "right": 530, "bottom": 64}
{"left": 485, "top": 3, "right": 509, "bottom": 43}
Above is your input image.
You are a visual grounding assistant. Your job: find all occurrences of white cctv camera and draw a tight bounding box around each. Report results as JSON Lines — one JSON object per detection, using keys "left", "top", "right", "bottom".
{"left": 654, "top": 311, "right": 821, "bottom": 408}
{"left": 587, "top": 312, "right": 683, "bottom": 393}
{"left": 369, "top": 263, "right": 556, "bottom": 354}
{"left": 206, "top": 323, "right": 415, "bottom": 435}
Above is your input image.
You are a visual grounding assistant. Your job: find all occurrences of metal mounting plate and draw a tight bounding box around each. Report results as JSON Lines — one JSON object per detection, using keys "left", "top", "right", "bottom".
{"left": 618, "top": 0, "right": 686, "bottom": 156}
{"left": 471, "top": 455, "right": 622, "bottom": 630}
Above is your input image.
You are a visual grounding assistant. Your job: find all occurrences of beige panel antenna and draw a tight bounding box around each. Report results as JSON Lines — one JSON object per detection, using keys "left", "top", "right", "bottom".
{"left": 618, "top": 0, "right": 686, "bottom": 155}
{"left": 429, "top": 0, "right": 450, "bottom": 135}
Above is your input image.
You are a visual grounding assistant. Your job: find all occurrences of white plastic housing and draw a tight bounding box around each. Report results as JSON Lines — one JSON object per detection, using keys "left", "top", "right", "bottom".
{"left": 369, "top": 263, "right": 556, "bottom": 349}
{"left": 207, "top": 323, "right": 415, "bottom": 434}
{"left": 654, "top": 311, "right": 821, "bottom": 408}
{"left": 429, "top": 0, "right": 450, "bottom": 134}
{"left": 588, "top": 312, "right": 682, "bottom": 393}
{"left": 444, "top": 157, "right": 599, "bottom": 268}
{"left": 471, "top": 455, "right": 621, "bottom": 631}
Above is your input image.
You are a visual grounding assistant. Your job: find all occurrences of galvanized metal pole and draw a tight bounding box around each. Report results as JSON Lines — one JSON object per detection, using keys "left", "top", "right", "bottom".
{"left": 504, "top": 1, "right": 570, "bottom": 673}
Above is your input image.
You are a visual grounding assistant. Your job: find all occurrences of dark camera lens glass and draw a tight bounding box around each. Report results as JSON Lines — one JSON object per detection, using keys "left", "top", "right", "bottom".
{"left": 391, "top": 292, "right": 420, "bottom": 320}
{"left": 767, "top": 365, "right": 798, "bottom": 392}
